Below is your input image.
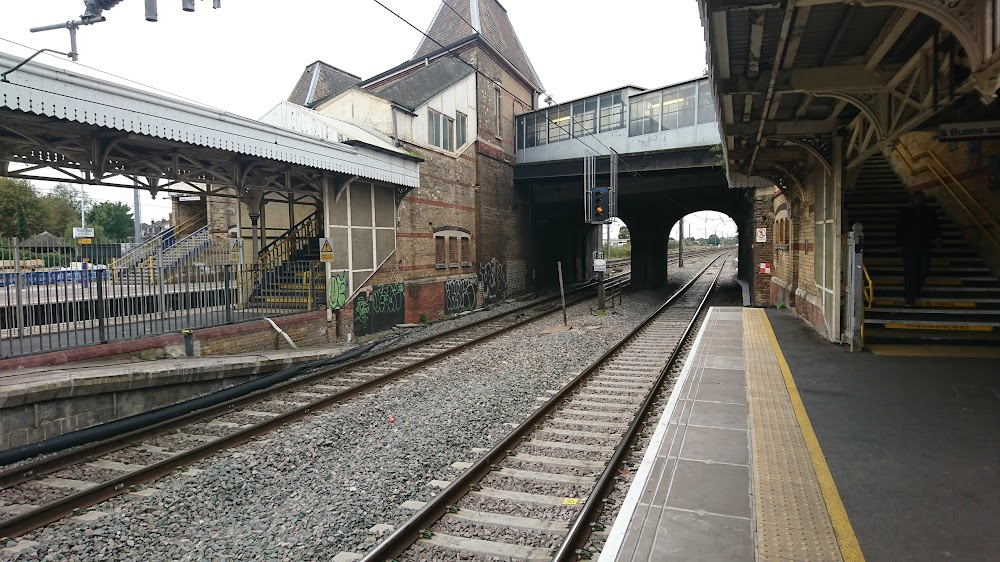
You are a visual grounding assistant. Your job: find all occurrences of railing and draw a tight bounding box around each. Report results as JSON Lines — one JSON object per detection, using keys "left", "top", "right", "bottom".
{"left": 860, "top": 264, "right": 873, "bottom": 349}
{"left": 113, "top": 212, "right": 207, "bottom": 274}
{"left": 239, "top": 213, "right": 319, "bottom": 301}
{"left": 895, "top": 142, "right": 1000, "bottom": 250}
{"left": 1, "top": 236, "right": 324, "bottom": 360}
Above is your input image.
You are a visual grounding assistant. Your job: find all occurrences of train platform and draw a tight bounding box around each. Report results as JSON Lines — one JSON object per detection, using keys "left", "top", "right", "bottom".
{"left": 602, "top": 306, "right": 999, "bottom": 562}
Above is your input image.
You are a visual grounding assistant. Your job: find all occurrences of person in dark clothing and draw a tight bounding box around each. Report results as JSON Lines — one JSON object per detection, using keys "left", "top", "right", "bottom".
{"left": 895, "top": 190, "right": 939, "bottom": 305}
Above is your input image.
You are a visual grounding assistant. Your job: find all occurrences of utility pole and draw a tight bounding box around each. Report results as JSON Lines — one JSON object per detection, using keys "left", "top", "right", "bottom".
{"left": 133, "top": 178, "right": 143, "bottom": 243}
{"left": 79, "top": 183, "right": 86, "bottom": 227}
{"left": 678, "top": 218, "right": 684, "bottom": 268}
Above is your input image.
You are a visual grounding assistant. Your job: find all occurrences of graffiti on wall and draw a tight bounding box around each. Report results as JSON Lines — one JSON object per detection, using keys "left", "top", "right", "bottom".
{"left": 444, "top": 277, "right": 477, "bottom": 314}
{"left": 353, "top": 281, "right": 406, "bottom": 337}
{"left": 328, "top": 273, "right": 348, "bottom": 310}
{"left": 479, "top": 258, "right": 507, "bottom": 306}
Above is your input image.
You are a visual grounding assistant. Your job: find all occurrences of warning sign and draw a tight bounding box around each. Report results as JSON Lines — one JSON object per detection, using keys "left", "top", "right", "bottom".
{"left": 229, "top": 239, "right": 243, "bottom": 263}
{"left": 755, "top": 227, "right": 767, "bottom": 243}
{"left": 319, "top": 238, "right": 334, "bottom": 262}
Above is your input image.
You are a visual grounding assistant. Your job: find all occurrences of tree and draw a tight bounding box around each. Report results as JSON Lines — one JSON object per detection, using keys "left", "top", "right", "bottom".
{"left": 86, "top": 202, "right": 134, "bottom": 241}
{"left": 618, "top": 226, "right": 630, "bottom": 239}
{"left": 0, "top": 178, "right": 42, "bottom": 238}
{"left": 708, "top": 234, "right": 720, "bottom": 246}
{"left": 40, "top": 184, "right": 82, "bottom": 237}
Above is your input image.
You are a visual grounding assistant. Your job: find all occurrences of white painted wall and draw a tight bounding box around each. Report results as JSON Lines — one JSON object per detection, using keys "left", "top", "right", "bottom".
{"left": 408, "top": 73, "right": 478, "bottom": 154}
{"left": 318, "top": 90, "right": 394, "bottom": 135}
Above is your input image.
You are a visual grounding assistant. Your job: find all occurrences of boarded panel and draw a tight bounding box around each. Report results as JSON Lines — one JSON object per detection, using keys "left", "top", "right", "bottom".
{"left": 374, "top": 185, "right": 396, "bottom": 228}
{"left": 376, "top": 229, "right": 396, "bottom": 264}
{"left": 350, "top": 183, "right": 373, "bottom": 227}
{"left": 352, "top": 228, "right": 374, "bottom": 270}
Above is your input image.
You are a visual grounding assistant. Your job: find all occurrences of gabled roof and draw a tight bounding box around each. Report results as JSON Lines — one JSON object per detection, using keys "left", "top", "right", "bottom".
{"left": 411, "top": 0, "right": 543, "bottom": 91}
{"left": 369, "top": 57, "right": 475, "bottom": 111}
{"left": 288, "top": 61, "right": 361, "bottom": 107}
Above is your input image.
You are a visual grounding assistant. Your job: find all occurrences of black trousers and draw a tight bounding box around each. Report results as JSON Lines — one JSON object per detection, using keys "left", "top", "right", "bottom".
{"left": 901, "top": 245, "right": 931, "bottom": 303}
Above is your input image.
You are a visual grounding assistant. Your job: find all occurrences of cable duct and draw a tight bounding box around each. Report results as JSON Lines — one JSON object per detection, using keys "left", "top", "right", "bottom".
{"left": 0, "top": 341, "right": 381, "bottom": 466}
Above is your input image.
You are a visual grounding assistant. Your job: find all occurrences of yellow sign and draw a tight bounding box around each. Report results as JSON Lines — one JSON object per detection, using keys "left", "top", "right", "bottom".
{"left": 78, "top": 238, "right": 92, "bottom": 245}
{"left": 319, "top": 238, "right": 334, "bottom": 262}
{"left": 561, "top": 498, "right": 580, "bottom": 505}
{"left": 229, "top": 239, "right": 243, "bottom": 263}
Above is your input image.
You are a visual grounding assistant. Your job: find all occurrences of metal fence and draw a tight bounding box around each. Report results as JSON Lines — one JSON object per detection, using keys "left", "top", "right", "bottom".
{"left": 1, "top": 237, "right": 325, "bottom": 360}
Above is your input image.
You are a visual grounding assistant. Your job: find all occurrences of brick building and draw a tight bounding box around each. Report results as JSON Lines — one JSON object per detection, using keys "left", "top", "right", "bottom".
{"left": 286, "top": 0, "right": 544, "bottom": 337}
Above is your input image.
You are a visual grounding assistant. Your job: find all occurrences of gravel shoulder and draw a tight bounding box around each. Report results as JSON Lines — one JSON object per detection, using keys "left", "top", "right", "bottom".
{"left": 1, "top": 254, "right": 733, "bottom": 562}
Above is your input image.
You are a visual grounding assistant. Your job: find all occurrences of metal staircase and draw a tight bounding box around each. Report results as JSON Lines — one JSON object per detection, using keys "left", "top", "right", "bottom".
{"left": 113, "top": 212, "right": 207, "bottom": 282}
{"left": 240, "top": 213, "right": 324, "bottom": 310}
{"left": 848, "top": 155, "right": 1000, "bottom": 348}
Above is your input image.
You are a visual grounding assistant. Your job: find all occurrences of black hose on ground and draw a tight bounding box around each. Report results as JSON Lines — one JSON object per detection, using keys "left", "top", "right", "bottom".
{"left": 0, "top": 342, "right": 377, "bottom": 467}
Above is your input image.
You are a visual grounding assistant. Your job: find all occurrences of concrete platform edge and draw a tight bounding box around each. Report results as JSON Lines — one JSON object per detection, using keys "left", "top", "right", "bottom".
{"left": 600, "top": 307, "right": 716, "bottom": 560}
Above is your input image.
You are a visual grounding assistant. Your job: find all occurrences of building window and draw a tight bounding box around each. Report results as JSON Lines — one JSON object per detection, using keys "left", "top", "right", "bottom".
{"left": 677, "top": 84, "right": 696, "bottom": 127}
{"left": 548, "top": 105, "right": 570, "bottom": 143}
{"left": 461, "top": 238, "right": 471, "bottom": 266}
{"left": 494, "top": 87, "right": 502, "bottom": 138}
{"left": 629, "top": 91, "right": 661, "bottom": 137}
{"left": 572, "top": 97, "right": 597, "bottom": 137}
{"left": 435, "top": 236, "right": 446, "bottom": 269}
{"left": 696, "top": 80, "right": 716, "bottom": 124}
{"left": 428, "top": 109, "right": 454, "bottom": 151}
{"left": 449, "top": 238, "right": 459, "bottom": 267}
{"left": 599, "top": 91, "right": 624, "bottom": 132}
{"left": 456, "top": 111, "right": 467, "bottom": 148}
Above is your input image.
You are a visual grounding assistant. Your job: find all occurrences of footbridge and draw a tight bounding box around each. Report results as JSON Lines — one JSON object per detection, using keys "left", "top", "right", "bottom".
{"left": 513, "top": 78, "right": 754, "bottom": 289}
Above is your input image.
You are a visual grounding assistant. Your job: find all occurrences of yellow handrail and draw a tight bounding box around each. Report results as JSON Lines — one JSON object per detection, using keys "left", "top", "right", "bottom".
{"left": 894, "top": 142, "right": 1000, "bottom": 250}
{"left": 861, "top": 264, "right": 874, "bottom": 348}
{"left": 238, "top": 213, "right": 319, "bottom": 298}
{"left": 862, "top": 264, "right": 874, "bottom": 310}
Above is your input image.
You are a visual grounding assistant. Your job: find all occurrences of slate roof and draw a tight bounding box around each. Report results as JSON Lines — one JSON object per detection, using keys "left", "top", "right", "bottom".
{"left": 287, "top": 61, "right": 361, "bottom": 107}
{"left": 369, "top": 57, "right": 476, "bottom": 111}
{"left": 411, "top": 0, "right": 543, "bottom": 91}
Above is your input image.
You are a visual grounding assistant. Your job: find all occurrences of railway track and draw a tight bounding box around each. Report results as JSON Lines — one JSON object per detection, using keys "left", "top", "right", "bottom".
{"left": 0, "top": 269, "right": 642, "bottom": 540}
{"left": 363, "top": 253, "right": 731, "bottom": 562}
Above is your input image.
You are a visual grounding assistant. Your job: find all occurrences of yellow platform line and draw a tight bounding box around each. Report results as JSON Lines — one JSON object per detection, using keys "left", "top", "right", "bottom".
{"left": 757, "top": 308, "right": 865, "bottom": 562}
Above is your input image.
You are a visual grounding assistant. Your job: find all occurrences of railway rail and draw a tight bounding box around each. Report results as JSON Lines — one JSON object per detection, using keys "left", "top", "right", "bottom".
{"left": 363, "top": 253, "right": 731, "bottom": 562}
{"left": 0, "top": 268, "right": 645, "bottom": 539}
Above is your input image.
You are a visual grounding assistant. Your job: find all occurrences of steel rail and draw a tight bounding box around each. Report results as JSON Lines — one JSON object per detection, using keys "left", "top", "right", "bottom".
{"left": 0, "top": 271, "right": 633, "bottom": 539}
{"left": 361, "top": 253, "right": 729, "bottom": 562}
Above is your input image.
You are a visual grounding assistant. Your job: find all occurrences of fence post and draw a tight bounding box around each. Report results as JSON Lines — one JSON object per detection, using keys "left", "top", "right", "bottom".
{"left": 12, "top": 237, "right": 25, "bottom": 340}
{"left": 96, "top": 268, "right": 108, "bottom": 343}
{"left": 224, "top": 264, "right": 233, "bottom": 323}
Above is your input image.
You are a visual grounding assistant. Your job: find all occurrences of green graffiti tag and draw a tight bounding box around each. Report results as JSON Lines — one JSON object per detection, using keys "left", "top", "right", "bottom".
{"left": 328, "top": 273, "right": 348, "bottom": 309}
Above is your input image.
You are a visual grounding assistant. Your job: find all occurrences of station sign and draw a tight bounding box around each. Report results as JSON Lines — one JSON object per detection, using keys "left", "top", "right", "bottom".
{"left": 939, "top": 121, "right": 1000, "bottom": 141}
{"left": 594, "top": 258, "right": 607, "bottom": 272}
{"left": 229, "top": 238, "right": 243, "bottom": 263}
{"left": 72, "top": 227, "right": 94, "bottom": 239}
{"left": 319, "top": 238, "right": 334, "bottom": 262}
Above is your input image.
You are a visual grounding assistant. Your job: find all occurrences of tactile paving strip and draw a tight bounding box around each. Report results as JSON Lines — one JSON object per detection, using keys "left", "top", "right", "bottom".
{"left": 744, "top": 309, "right": 844, "bottom": 562}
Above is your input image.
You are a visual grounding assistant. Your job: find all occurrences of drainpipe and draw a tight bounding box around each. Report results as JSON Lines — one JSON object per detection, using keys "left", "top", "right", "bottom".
{"left": 391, "top": 105, "right": 400, "bottom": 147}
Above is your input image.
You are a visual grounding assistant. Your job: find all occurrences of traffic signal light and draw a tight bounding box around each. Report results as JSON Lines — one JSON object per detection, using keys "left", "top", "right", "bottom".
{"left": 592, "top": 187, "right": 609, "bottom": 223}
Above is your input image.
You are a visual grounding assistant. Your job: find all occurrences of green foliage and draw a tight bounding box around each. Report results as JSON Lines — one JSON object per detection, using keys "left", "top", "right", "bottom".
{"left": 618, "top": 226, "right": 630, "bottom": 239}
{"left": 708, "top": 234, "right": 720, "bottom": 246}
{"left": 606, "top": 245, "right": 631, "bottom": 259}
{"left": 39, "top": 184, "right": 82, "bottom": 236}
{"left": 86, "top": 202, "right": 134, "bottom": 241}
{"left": 0, "top": 178, "right": 42, "bottom": 238}
{"left": 419, "top": 313, "right": 428, "bottom": 324}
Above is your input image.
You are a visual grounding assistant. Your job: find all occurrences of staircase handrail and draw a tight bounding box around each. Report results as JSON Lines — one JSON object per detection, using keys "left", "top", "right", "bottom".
{"left": 114, "top": 211, "right": 208, "bottom": 271}
{"left": 162, "top": 225, "right": 210, "bottom": 269}
{"left": 861, "top": 264, "right": 873, "bottom": 348}
{"left": 239, "top": 212, "right": 318, "bottom": 297}
{"left": 894, "top": 142, "right": 1000, "bottom": 250}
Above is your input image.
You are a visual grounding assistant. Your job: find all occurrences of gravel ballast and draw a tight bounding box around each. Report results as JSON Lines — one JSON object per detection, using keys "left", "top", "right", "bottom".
{"left": 1, "top": 254, "right": 731, "bottom": 562}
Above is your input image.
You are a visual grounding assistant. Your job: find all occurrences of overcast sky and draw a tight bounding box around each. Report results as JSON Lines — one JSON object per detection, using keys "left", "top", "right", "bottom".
{"left": 1, "top": 0, "right": 735, "bottom": 237}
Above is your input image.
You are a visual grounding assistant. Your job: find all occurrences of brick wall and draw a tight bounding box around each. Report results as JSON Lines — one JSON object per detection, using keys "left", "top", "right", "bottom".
{"left": 888, "top": 131, "right": 1000, "bottom": 275}
{"left": 752, "top": 191, "right": 774, "bottom": 305}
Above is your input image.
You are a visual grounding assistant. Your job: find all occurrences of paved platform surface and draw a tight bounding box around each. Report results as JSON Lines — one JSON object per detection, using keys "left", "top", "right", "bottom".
{"left": 603, "top": 306, "right": 998, "bottom": 562}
